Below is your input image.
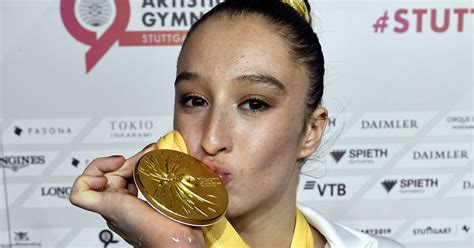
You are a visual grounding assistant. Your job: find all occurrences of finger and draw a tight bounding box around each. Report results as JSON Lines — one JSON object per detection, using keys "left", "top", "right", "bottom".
{"left": 103, "top": 145, "right": 154, "bottom": 189}
{"left": 127, "top": 183, "right": 138, "bottom": 196}
{"left": 71, "top": 175, "right": 107, "bottom": 195}
{"left": 83, "top": 156, "right": 126, "bottom": 176}
{"left": 111, "top": 143, "right": 158, "bottom": 178}
{"left": 70, "top": 175, "right": 108, "bottom": 211}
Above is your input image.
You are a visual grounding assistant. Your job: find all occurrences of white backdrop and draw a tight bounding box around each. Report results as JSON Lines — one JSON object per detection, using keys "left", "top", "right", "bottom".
{"left": 1, "top": 0, "right": 473, "bottom": 247}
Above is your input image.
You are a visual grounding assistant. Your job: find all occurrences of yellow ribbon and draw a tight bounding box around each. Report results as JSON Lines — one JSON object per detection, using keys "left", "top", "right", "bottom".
{"left": 291, "top": 209, "right": 315, "bottom": 248}
{"left": 157, "top": 131, "right": 314, "bottom": 248}
{"left": 281, "top": 0, "right": 311, "bottom": 23}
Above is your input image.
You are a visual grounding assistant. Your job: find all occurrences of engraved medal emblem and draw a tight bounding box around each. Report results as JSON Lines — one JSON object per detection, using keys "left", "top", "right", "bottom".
{"left": 134, "top": 149, "right": 228, "bottom": 226}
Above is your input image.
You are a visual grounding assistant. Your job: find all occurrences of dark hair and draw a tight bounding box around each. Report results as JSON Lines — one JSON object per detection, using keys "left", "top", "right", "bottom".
{"left": 180, "top": 0, "right": 325, "bottom": 118}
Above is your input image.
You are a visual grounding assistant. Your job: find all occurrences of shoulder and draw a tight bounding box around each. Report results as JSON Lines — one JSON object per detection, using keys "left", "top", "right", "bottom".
{"left": 297, "top": 203, "right": 405, "bottom": 248}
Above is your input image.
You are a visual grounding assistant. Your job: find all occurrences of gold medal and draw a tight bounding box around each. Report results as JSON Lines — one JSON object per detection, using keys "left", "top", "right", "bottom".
{"left": 134, "top": 149, "right": 228, "bottom": 226}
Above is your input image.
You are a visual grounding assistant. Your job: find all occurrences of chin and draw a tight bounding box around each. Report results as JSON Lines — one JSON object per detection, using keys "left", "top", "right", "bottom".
{"left": 224, "top": 199, "right": 240, "bottom": 219}
{"left": 224, "top": 197, "right": 250, "bottom": 220}
{"left": 224, "top": 205, "right": 237, "bottom": 219}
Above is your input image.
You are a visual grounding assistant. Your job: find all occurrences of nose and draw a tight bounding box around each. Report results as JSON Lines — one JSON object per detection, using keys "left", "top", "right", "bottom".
{"left": 200, "top": 106, "right": 233, "bottom": 156}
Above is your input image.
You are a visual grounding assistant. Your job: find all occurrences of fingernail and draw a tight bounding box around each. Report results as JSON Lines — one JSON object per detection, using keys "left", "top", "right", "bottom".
{"left": 142, "top": 143, "right": 155, "bottom": 151}
{"left": 109, "top": 155, "right": 124, "bottom": 158}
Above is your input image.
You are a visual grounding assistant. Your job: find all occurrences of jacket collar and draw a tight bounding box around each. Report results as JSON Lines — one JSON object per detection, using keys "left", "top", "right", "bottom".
{"left": 297, "top": 203, "right": 377, "bottom": 248}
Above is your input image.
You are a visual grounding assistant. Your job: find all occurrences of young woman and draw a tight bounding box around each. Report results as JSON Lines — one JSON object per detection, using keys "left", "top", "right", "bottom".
{"left": 70, "top": 0, "right": 404, "bottom": 247}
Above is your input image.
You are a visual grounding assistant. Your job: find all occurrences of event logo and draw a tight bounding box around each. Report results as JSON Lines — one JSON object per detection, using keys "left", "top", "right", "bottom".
{"left": 61, "top": 0, "right": 220, "bottom": 73}
{"left": 373, "top": 8, "right": 474, "bottom": 34}
{"left": 330, "top": 150, "right": 346, "bottom": 163}
{"left": 383, "top": 178, "right": 439, "bottom": 194}
{"left": 330, "top": 147, "right": 389, "bottom": 165}
{"left": 0, "top": 155, "right": 46, "bottom": 172}
{"left": 447, "top": 115, "right": 474, "bottom": 130}
{"left": 428, "top": 111, "right": 474, "bottom": 136}
{"left": 78, "top": 0, "right": 113, "bottom": 27}
{"left": 381, "top": 180, "right": 397, "bottom": 193}
{"left": 346, "top": 112, "right": 435, "bottom": 137}
{"left": 70, "top": 156, "right": 92, "bottom": 168}
{"left": 14, "top": 126, "right": 23, "bottom": 136}
{"left": 304, "top": 180, "right": 316, "bottom": 190}
{"left": 445, "top": 175, "right": 473, "bottom": 197}
{"left": 348, "top": 148, "right": 388, "bottom": 164}
{"left": 108, "top": 120, "right": 153, "bottom": 138}
{"left": 400, "top": 219, "right": 472, "bottom": 242}
{"left": 72, "top": 157, "right": 81, "bottom": 167}
{"left": 359, "top": 228, "right": 392, "bottom": 236}
{"left": 67, "top": 156, "right": 91, "bottom": 171}
{"left": 400, "top": 178, "right": 439, "bottom": 193}
{"left": 9, "top": 231, "right": 42, "bottom": 247}
{"left": 361, "top": 119, "right": 418, "bottom": 129}
{"left": 14, "top": 232, "right": 30, "bottom": 241}
{"left": 344, "top": 220, "right": 405, "bottom": 239}
{"left": 99, "top": 229, "right": 119, "bottom": 248}
{"left": 41, "top": 186, "right": 72, "bottom": 199}
{"left": 398, "top": 143, "right": 472, "bottom": 168}
{"left": 299, "top": 176, "right": 367, "bottom": 201}
{"left": 317, "top": 183, "right": 346, "bottom": 197}
{"left": 14, "top": 126, "right": 72, "bottom": 137}
{"left": 83, "top": 117, "right": 173, "bottom": 143}
{"left": 412, "top": 149, "right": 469, "bottom": 160}
{"left": 463, "top": 180, "right": 474, "bottom": 190}
{"left": 4, "top": 119, "right": 90, "bottom": 144}
{"left": 413, "top": 226, "right": 451, "bottom": 236}
{"left": 53, "top": 150, "right": 134, "bottom": 176}
{"left": 369, "top": 175, "right": 452, "bottom": 199}
{"left": 302, "top": 180, "right": 346, "bottom": 196}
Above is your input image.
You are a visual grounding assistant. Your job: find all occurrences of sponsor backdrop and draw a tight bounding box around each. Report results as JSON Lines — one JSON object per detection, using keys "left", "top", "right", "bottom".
{"left": 1, "top": 0, "right": 472, "bottom": 247}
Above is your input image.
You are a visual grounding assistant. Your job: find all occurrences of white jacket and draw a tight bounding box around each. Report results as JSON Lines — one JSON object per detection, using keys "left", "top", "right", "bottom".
{"left": 298, "top": 204, "right": 405, "bottom": 248}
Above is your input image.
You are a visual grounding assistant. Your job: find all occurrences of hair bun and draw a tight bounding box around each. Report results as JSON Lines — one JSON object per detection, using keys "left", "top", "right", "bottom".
{"left": 281, "top": 0, "right": 311, "bottom": 23}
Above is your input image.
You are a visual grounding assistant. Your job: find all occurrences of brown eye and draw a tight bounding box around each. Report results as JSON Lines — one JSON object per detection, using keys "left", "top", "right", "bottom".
{"left": 240, "top": 98, "right": 270, "bottom": 112}
{"left": 181, "top": 95, "right": 208, "bottom": 108}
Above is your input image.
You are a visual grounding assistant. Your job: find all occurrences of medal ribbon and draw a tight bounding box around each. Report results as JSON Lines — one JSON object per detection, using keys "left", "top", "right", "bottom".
{"left": 157, "top": 131, "right": 314, "bottom": 248}
{"left": 291, "top": 209, "right": 315, "bottom": 248}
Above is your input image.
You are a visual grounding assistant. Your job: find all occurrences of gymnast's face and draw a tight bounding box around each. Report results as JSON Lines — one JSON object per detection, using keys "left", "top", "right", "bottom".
{"left": 173, "top": 14, "right": 322, "bottom": 218}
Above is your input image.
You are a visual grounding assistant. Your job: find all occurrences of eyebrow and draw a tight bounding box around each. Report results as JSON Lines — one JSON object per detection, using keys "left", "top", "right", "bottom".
{"left": 236, "top": 74, "right": 288, "bottom": 95}
{"left": 175, "top": 72, "right": 198, "bottom": 86}
{"left": 175, "top": 72, "right": 288, "bottom": 95}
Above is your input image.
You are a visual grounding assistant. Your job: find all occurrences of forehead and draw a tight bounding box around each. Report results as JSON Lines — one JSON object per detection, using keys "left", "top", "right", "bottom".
{"left": 177, "top": 14, "right": 307, "bottom": 90}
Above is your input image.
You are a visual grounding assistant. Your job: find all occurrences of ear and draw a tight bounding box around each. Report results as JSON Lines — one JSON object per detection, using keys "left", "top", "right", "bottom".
{"left": 298, "top": 107, "right": 328, "bottom": 159}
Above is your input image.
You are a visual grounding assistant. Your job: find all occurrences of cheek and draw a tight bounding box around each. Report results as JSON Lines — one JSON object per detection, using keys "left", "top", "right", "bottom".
{"left": 173, "top": 113, "right": 203, "bottom": 156}
{"left": 227, "top": 118, "right": 301, "bottom": 213}
{"left": 247, "top": 111, "right": 302, "bottom": 148}
{"left": 236, "top": 114, "right": 302, "bottom": 172}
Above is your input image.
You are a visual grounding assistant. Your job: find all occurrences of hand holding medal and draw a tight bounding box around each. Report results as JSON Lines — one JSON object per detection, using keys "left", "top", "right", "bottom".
{"left": 69, "top": 133, "right": 207, "bottom": 247}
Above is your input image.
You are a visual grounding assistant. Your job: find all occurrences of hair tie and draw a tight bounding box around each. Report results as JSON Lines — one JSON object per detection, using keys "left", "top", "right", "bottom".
{"left": 281, "top": 0, "right": 311, "bottom": 23}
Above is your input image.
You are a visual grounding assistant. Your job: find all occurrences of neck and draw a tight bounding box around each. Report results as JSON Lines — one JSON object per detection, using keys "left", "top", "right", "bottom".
{"left": 229, "top": 173, "right": 298, "bottom": 247}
